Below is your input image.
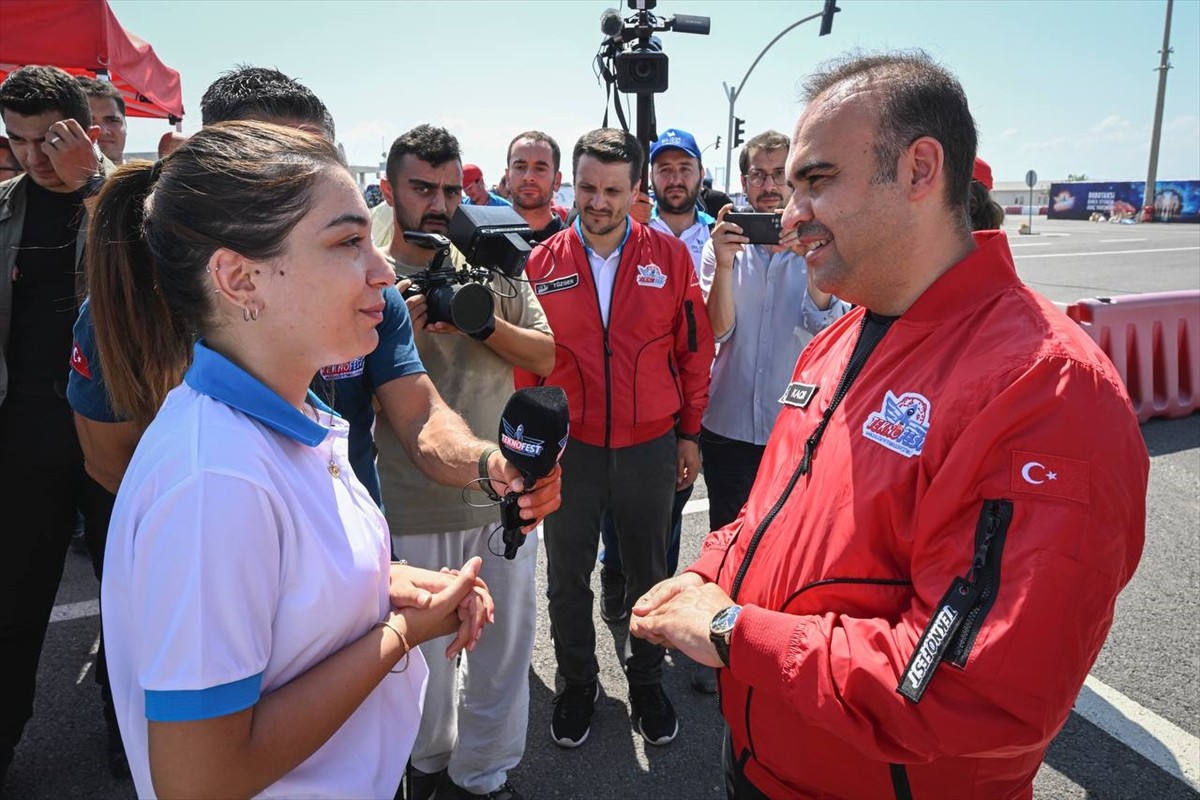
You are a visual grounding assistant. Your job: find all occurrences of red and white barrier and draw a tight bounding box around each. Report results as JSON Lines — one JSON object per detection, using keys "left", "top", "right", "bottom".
{"left": 1066, "top": 291, "right": 1200, "bottom": 423}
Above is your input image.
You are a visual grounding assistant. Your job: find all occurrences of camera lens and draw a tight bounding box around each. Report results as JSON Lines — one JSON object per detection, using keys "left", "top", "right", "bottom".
{"left": 632, "top": 60, "right": 655, "bottom": 82}
{"left": 447, "top": 283, "right": 495, "bottom": 335}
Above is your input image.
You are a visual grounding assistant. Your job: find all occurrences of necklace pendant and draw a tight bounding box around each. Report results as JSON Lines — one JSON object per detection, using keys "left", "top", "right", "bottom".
{"left": 328, "top": 461, "right": 340, "bottom": 478}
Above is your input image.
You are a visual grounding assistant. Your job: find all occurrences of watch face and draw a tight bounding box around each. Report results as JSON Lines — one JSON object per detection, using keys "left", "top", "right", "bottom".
{"left": 712, "top": 605, "right": 741, "bottom": 635}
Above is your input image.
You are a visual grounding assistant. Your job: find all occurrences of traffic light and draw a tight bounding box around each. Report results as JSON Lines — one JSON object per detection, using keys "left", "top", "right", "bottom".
{"left": 733, "top": 118, "right": 745, "bottom": 148}
{"left": 819, "top": 0, "right": 839, "bottom": 36}
{"left": 715, "top": 135, "right": 721, "bottom": 150}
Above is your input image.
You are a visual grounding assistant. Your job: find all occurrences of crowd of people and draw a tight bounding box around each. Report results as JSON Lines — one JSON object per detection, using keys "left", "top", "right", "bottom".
{"left": 0, "top": 49, "right": 1147, "bottom": 800}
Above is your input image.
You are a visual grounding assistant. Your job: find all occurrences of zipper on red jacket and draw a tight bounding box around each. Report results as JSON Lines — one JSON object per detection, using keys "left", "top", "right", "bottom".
{"left": 602, "top": 328, "right": 613, "bottom": 448}
{"left": 729, "top": 314, "right": 890, "bottom": 600}
{"left": 896, "top": 499, "right": 1013, "bottom": 703}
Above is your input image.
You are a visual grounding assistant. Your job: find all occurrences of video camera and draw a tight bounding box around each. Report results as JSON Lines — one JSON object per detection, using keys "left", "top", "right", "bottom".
{"left": 400, "top": 205, "right": 534, "bottom": 337}
{"left": 595, "top": 1, "right": 710, "bottom": 187}
{"left": 600, "top": 0, "right": 710, "bottom": 96}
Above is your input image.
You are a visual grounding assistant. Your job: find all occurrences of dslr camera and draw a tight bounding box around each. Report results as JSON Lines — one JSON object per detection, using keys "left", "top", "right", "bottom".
{"left": 401, "top": 205, "right": 534, "bottom": 337}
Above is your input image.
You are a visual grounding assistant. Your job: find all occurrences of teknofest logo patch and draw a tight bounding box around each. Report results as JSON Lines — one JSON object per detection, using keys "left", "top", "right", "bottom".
{"left": 862, "top": 390, "right": 931, "bottom": 458}
{"left": 636, "top": 263, "right": 668, "bottom": 289}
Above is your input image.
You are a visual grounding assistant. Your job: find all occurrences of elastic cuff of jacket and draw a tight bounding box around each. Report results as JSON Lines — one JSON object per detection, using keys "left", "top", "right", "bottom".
{"left": 684, "top": 552, "right": 722, "bottom": 583}
{"left": 729, "top": 605, "right": 809, "bottom": 697}
{"left": 677, "top": 430, "right": 699, "bottom": 442}
{"left": 677, "top": 410, "right": 702, "bottom": 435}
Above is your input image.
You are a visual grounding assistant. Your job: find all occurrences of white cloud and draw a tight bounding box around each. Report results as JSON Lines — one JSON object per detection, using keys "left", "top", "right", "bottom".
{"left": 1090, "top": 115, "right": 1130, "bottom": 134}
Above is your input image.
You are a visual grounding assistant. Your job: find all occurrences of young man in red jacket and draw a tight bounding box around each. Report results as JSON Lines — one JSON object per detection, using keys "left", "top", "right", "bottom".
{"left": 631, "top": 51, "right": 1147, "bottom": 799}
{"left": 525, "top": 128, "right": 714, "bottom": 750}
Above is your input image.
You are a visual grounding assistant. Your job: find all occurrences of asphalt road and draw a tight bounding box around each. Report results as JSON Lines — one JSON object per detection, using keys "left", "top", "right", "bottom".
{"left": 4, "top": 217, "right": 1198, "bottom": 799}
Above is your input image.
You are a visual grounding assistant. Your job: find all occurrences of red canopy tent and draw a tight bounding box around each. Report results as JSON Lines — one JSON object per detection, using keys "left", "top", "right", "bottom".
{"left": 0, "top": 0, "right": 184, "bottom": 123}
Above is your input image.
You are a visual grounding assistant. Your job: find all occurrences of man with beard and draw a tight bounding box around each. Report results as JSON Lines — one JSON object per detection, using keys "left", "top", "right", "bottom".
{"left": 526, "top": 128, "right": 714, "bottom": 750}
{"left": 1, "top": 65, "right": 109, "bottom": 785}
{"left": 631, "top": 51, "right": 1146, "bottom": 799}
{"left": 647, "top": 128, "right": 713, "bottom": 268}
{"left": 595, "top": 126, "right": 714, "bottom": 691}
{"left": 375, "top": 124, "right": 554, "bottom": 800}
{"left": 504, "top": 131, "right": 565, "bottom": 242}
{"left": 699, "top": 127, "right": 849, "bottom": 550}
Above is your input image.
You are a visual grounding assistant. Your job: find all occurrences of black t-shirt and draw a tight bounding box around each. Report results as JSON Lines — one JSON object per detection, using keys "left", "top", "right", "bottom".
{"left": 530, "top": 214, "right": 566, "bottom": 243}
{"left": 701, "top": 187, "right": 735, "bottom": 218}
{"left": 8, "top": 180, "right": 84, "bottom": 388}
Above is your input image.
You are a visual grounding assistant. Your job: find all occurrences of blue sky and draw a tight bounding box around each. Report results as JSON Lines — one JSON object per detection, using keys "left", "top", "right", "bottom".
{"left": 110, "top": 0, "right": 1199, "bottom": 186}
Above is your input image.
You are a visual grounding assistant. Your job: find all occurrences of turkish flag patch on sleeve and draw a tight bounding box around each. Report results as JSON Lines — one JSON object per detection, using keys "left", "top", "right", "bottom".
{"left": 1011, "top": 450, "right": 1090, "bottom": 504}
{"left": 69, "top": 341, "right": 91, "bottom": 380}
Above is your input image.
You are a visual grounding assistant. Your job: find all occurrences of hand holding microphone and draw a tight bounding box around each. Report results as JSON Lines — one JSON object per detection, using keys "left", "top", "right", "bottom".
{"left": 495, "top": 387, "right": 569, "bottom": 559}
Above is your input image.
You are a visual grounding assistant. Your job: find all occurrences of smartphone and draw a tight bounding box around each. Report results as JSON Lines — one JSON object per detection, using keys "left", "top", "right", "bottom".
{"left": 725, "top": 212, "right": 782, "bottom": 245}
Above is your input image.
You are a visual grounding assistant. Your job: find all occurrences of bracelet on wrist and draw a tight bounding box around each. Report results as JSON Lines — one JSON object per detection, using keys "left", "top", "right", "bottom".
{"left": 478, "top": 446, "right": 502, "bottom": 501}
{"left": 373, "top": 620, "right": 411, "bottom": 674}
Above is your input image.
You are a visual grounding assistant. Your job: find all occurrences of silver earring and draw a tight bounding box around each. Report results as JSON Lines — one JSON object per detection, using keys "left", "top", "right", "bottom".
{"left": 242, "top": 305, "right": 253, "bottom": 322}
{"left": 250, "top": 304, "right": 260, "bottom": 321}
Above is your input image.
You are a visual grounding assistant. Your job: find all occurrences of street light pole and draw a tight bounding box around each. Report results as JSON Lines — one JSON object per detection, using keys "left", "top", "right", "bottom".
{"left": 1143, "top": 0, "right": 1174, "bottom": 222}
{"left": 722, "top": 11, "right": 824, "bottom": 192}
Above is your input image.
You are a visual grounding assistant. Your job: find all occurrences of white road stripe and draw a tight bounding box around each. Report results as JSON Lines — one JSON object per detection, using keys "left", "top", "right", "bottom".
{"left": 1099, "top": 238, "right": 1147, "bottom": 243}
{"left": 1076, "top": 676, "right": 1199, "bottom": 791}
{"left": 676, "top": 499, "right": 1199, "bottom": 785}
{"left": 50, "top": 495, "right": 1197, "bottom": 790}
{"left": 1008, "top": 242, "right": 1054, "bottom": 247}
{"left": 50, "top": 599, "right": 98, "bottom": 623}
{"left": 1015, "top": 246, "right": 1199, "bottom": 259}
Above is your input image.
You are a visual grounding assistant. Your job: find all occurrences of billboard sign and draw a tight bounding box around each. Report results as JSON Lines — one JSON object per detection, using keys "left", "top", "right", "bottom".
{"left": 1048, "top": 180, "right": 1200, "bottom": 223}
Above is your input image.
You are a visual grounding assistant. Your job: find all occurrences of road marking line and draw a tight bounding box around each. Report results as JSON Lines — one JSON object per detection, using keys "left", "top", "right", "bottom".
{"left": 678, "top": 499, "right": 1200, "bottom": 787}
{"left": 1008, "top": 242, "right": 1054, "bottom": 247}
{"left": 1015, "top": 246, "right": 1199, "bottom": 259}
{"left": 50, "top": 599, "right": 98, "bottom": 623}
{"left": 51, "top": 496, "right": 1198, "bottom": 791}
{"left": 1075, "top": 676, "right": 1199, "bottom": 791}
{"left": 1100, "top": 238, "right": 1147, "bottom": 243}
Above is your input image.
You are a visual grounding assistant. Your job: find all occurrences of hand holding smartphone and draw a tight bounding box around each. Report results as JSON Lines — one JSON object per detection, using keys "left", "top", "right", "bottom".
{"left": 724, "top": 211, "right": 782, "bottom": 245}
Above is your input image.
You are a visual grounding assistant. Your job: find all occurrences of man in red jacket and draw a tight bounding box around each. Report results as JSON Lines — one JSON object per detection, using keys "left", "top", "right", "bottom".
{"left": 631, "top": 51, "right": 1147, "bottom": 799}
{"left": 526, "top": 128, "right": 714, "bottom": 750}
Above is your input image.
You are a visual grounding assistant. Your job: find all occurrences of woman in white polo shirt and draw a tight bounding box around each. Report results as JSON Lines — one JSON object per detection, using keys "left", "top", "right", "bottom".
{"left": 87, "top": 121, "right": 492, "bottom": 799}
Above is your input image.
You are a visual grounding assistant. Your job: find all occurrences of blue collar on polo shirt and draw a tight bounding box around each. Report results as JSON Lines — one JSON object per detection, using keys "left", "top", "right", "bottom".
{"left": 184, "top": 340, "right": 336, "bottom": 447}
{"left": 650, "top": 203, "right": 715, "bottom": 227}
{"left": 573, "top": 214, "right": 633, "bottom": 259}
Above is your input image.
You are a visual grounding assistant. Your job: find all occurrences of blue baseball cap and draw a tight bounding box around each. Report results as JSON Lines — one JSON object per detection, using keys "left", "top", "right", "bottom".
{"left": 649, "top": 129, "right": 701, "bottom": 163}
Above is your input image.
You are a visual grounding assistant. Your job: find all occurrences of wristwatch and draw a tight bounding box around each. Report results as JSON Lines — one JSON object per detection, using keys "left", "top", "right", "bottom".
{"left": 709, "top": 604, "right": 743, "bottom": 667}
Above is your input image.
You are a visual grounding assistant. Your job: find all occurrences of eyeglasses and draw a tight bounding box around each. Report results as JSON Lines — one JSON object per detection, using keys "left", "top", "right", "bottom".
{"left": 745, "top": 169, "right": 787, "bottom": 187}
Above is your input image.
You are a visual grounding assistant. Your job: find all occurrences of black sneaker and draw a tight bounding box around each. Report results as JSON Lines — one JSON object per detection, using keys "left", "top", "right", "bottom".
{"left": 629, "top": 684, "right": 678, "bottom": 746}
{"left": 438, "top": 777, "right": 523, "bottom": 800}
{"left": 599, "top": 567, "right": 627, "bottom": 623}
{"left": 398, "top": 766, "right": 445, "bottom": 800}
{"left": 551, "top": 682, "right": 599, "bottom": 748}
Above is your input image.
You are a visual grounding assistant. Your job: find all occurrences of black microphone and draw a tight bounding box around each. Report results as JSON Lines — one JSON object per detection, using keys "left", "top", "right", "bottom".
{"left": 600, "top": 7, "right": 624, "bottom": 40}
{"left": 497, "top": 387, "right": 569, "bottom": 559}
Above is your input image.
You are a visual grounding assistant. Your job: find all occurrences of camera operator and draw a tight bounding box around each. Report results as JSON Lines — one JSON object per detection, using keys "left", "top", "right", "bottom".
{"left": 374, "top": 124, "right": 554, "bottom": 800}
{"left": 504, "top": 131, "right": 566, "bottom": 243}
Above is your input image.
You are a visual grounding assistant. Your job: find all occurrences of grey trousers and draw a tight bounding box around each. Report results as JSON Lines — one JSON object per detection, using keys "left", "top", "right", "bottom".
{"left": 543, "top": 432, "right": 677, "bottom": 688}
{"left": 392, "top": 523, "right": 538, "bottom": 795}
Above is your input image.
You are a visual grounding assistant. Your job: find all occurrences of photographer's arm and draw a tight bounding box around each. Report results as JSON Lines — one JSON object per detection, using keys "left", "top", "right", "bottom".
{"left": 375, "top": 374, "right": 560, "bottom": 527}
{"left": 706, "top": 204, "right": 745, "bottom": 341}
{"left": 481, "top": 321, "right": 555, "bottom": 377}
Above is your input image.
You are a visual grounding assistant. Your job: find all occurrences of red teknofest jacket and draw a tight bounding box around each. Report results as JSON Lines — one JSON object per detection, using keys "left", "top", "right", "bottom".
{"left": 688, "top": 231, "right": 1147, "bottom": 799}
{"left": 521, "top": 220, "right": 714, "bottom": 449}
